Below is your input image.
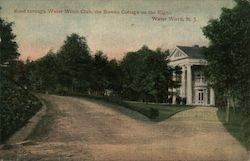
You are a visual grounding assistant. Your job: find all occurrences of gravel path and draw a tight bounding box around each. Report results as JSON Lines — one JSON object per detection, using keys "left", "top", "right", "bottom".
{"left": 0, "top": 95, "right": 248, "bottom": 161}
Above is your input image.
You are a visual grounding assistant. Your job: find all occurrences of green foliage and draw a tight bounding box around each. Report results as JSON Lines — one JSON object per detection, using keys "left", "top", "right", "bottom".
{"left": 70, "top": 93, "right": 191, "bottom": 121}
{"left": 120, "top": 46, "right": 178, "bottom": 102}
{"left": 26, "top": 51, "right": 59, "bottom": 91}
{"left": 0, "top": 16, "right": 28, "bottom": 87}
{"left": 0, "top": 17, "right": 19, "bottom": 66}
{"left": 128, "top": 102, "right": 191, "bottom": 122}
{"left": 202, "top": 0, "right": 250, "bottom": 113}
{"left": 62, "top": 93, "right": 159, "bottom": 119}
{"left": 182, "top": 97, "right": 187, "bottom": 105}
{"left": 217, "top": 109, "right": 250, "bottom": 150}
{"left": 176, "top": 96, "right": 182, "bottom": 105}
{"left": 90, "top": 51, "right": 109, "bottom": 95}
{"left": 242, "top": 118, "right": 250, "bottom": 143}
{"left": 26, "top": 35, "right": 177, "bottom": 103}
{"left": 27, "top": 99, "right": 57, "bottom": 140}
{"left": 0, "top": 75, "right": 42, "bottom": 143}
{"left": 57, "top": 33, "right": 92, "bottom": 92}
{"left": 90, "top": 51, "right": 122, "bottom": 95}
{"left": 0, "top": 16, "right": 42, "bottom": 143}
{"left": 89, "top": 95, "right": 160, "bottom": 119}
{"left": 148, "top": 108, "right": 159, "bottom": 119}
{"left": 27, "top": 33, "right": 123, "bottom": 96}
{"left": 106, "top": 59, "right": 123, "bottom": 94}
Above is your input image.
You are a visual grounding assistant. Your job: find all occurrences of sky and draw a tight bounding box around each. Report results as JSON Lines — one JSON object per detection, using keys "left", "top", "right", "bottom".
{"left": 0, "top": 0, "right": 235, "bottom": 60}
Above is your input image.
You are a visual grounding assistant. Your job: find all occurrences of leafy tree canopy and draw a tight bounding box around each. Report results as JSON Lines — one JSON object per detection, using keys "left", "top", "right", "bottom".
{"left": 121, "top": 45, "right": 178, "bottom": 102}
{"left": 0, "top": 17, "right": 19, "bottom": 66}
{"left": 202, "top": 0, "right": 250, "bottom": 112}
{"left": 57, "top": 33, "right": 92, "bottom": 91}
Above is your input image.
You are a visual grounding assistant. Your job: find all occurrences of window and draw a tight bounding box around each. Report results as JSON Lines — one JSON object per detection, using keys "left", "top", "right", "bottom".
{"left": 195, "top": 72, "right": 206, "bottom": 83}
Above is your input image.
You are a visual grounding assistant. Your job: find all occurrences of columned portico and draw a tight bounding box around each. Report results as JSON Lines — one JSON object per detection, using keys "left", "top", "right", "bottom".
{"left": 168, "top": 45, "right": 215, "bottom": 106}
{"left": 210, "top": 88, "right": 215, "bottom": 105}
{"left": 180, "top": 66, "right": 186, "bottom": 97}
{"left": 186, "top": 65, "right": 193, "bottom": 104}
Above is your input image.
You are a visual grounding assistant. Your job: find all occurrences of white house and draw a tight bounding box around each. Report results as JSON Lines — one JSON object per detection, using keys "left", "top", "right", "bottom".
{"left": 168, "top": 45, "right": 215, "bottom": 106}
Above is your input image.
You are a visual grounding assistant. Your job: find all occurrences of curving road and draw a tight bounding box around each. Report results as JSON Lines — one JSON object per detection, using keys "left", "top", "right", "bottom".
{"left": 1, "top": 95, "right": 248, "bottom": 161}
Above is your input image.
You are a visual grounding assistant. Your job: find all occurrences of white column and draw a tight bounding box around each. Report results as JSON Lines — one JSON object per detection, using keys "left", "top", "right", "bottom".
{"left": 206, "top": 89, "right": 208, "bottom": 105}
{"left": 210, "top": 88, "right": 215, "bottom": 106}
{"left": 181, "top": 66, "right": 186, "bottom": 98}
{"left": 172, "top": 72, "right": 176, "bottom": 104}
{"left": 172, "top": 95, "right": 176, "bottom": 104}
{"left": 186, "top": 65, "right": 192, "bottom": 105}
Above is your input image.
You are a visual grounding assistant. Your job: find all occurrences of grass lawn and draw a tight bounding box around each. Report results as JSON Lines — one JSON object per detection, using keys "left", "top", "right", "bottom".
{"left": 127, "top": 102, "right": 193, "bottom": 122}
{"left": 217, "top": 110, "right": 250, "bottom": 151}
{"left": 72, "top": 93, "right": 192, "bottom": 121}
{"left": 26, "top": 98, "right": 60, "bottom": 140}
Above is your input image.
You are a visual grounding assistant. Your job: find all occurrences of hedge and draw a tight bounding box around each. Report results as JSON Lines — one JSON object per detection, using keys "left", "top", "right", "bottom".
{"left": 0, "top": 75, "right": 42, "bottom": 143}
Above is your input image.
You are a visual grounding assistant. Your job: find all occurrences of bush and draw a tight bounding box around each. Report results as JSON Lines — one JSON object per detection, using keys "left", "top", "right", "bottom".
{"left": 167, "top": 97, "right": 172, "bottom": 104}
{"left": 182, "top": 97, "right": 187, "bottom": 105}
{"left": 0, "top": 75, "right": 42, "bottom": 143}
{"left": 149, "top": 108, "right": 159, "bottom": 119}
{"left": 176, "top": 96, "right": 182, "bottom": 105}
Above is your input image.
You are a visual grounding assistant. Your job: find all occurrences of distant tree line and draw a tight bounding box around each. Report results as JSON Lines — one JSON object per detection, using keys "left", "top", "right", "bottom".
{"left": 25, "top": 33, "right": 182, "bottom": 103}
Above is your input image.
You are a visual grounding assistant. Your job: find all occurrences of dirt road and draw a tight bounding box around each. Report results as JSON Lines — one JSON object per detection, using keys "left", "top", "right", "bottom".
{"left": 0, "top": 95, "right": 248, "bottom": 161}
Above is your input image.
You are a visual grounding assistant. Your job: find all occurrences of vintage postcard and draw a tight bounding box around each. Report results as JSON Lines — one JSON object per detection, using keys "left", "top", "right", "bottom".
{"left": 0, "top": 0, "right": 249, "bottom": 161}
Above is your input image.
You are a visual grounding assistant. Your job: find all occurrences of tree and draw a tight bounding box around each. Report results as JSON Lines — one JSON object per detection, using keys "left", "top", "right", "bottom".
{"left": 106, "top": 59, "right": 123, "bottom": 95}
{"left": 202, "top": 0, "right": 250, "bottom": 120}
{"left": 0, "top": 10, "right": 28, "bottom": 88}
{"left": 90, "top": 51, "right": 123, "bottom": 96}
{"left": 0, "top": 9, "right": 42, "bottom": 142}
{"left": 90, "top": 51, "right": 109, "bottom": 95}
{"left": 57, "top": 33, "right": 92, "bottom": 92}
{"left": 142, "top": 48, "right": 173, "bottom": 102}
{"left": 0, "top": 12, "right": 20, "bottom": 81}
{"left": 121, "top": 46, "right": 174, "bottom": 102}
{"left": 0, "top": 16, "right": 19, "bottom": 66}
{"left": 120, "top": 51, "right": 144, "bottom": 100}
{"left": 26, "top": 50, "right": 59, "bottom": 92}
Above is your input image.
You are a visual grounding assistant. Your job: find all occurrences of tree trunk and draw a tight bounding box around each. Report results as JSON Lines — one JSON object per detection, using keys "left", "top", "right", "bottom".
{"left": 226, "top": 97, "right": 230, "bottom": 123}
{"left": 232, "top": 96, "right": 236, "bottom": 114}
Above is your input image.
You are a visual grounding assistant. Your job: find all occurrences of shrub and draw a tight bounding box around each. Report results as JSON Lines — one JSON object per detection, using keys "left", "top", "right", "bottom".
{"left": 148, "top": 108, "right": 159, "bottom": 119}
{"left": 176, "top": 96, "right": 182, "bottom": 105}
{"left": 182, "top": 97, "right": 187, "bottom": 105}
{"left": 0, "top": 76, "right": 42, "bottom": 143}
{"left": 167, "top": 97, "right": 172, "bottom": 104}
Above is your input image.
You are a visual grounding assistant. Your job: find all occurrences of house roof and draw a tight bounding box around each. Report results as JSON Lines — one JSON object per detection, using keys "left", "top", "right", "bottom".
{"left": 177, "top": 45, "right": 205, "bottom": 59}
